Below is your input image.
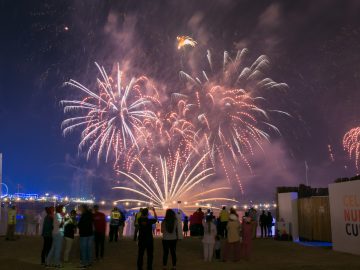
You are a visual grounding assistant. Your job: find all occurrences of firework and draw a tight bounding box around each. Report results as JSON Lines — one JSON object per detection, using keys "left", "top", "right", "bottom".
{"left": 176, "top": 49, "right": 289, "bottom": 191}
{"left": 177, "top": 35, "right": 197, "bottom": 50}
{"left": 61, "top": 63, "right": 159, "bottom": 165}
{"left": 343, "top": 127, "right": 360, "bottom": 170}
{"left": 113, "top": 152, "right": 237, "bottom": 209}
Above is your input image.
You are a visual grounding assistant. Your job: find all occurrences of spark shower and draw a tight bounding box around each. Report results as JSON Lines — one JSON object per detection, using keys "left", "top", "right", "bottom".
{"left": 61, "top": 44, "right": 288, "bottom": 208}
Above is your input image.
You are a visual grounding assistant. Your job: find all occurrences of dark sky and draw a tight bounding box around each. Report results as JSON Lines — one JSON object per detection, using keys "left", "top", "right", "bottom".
{"left": 1, "top": 0, "right": 360, "bottom": 201}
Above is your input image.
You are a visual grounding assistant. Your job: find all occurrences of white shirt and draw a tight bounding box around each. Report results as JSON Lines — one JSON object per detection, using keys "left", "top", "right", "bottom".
{"left": 202, "top": 221, "right": 217, "bottom": 244}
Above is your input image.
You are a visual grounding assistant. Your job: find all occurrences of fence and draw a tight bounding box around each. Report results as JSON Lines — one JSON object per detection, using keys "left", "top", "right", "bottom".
{"left": 298, "top": 196, "right": 331, "bottom": 242}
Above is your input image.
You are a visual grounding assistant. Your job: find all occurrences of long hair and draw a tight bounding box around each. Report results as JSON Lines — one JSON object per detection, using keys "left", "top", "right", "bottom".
{"left": 164, "top": 209, "right": 176, "bottom": 233}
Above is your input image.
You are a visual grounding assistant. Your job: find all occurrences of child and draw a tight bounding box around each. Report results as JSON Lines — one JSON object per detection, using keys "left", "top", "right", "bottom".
{"left": 183, "top": 216, "right": 189, "bottom": 238}
{"left": 215, "top": 235, "right": 221, "bottom": 260}
{"left": 156, "top": 221, "right": 161, "bottom": 236}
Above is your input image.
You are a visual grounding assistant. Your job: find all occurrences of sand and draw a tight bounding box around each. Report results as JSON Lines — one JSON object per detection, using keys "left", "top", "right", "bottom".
{"left": 0, "top": 236, "right": 359, "bottom": 270}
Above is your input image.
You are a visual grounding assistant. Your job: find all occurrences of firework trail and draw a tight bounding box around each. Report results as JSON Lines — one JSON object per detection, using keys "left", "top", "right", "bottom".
{"left": 327, "top": 144, "right": 335, "bottom": 162}
{"left": 61, "top": 62, "right": 159, "bottom": 166}
{"left": 343, "top": 127, "right": 360, "bottom": 170}
{"left": 176, "top": 49, "right": 289, "bottom": 191}
{"left": 113, "top": 152, "right": 237, "bottom": 209}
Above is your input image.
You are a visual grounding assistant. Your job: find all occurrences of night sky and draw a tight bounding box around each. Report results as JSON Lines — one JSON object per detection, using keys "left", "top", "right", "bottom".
{"left": 1, "top": 0, "right": 360, "bottom": 201}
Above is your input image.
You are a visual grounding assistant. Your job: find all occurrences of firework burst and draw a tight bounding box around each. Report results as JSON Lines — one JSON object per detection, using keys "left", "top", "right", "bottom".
{"left": 61, "top": 63, "right": 159, "bottom": 165}
{"left": 176, "top": 49, "right": 289, "bottom": 191}
{"left": 113, "top": 152, "right": 237, "bottom": 209}
{"left": 343, "top": 127, "right": 360, "bottom": 170}
{"left": 177, "top": 35, "right": 197, "bottom": 50}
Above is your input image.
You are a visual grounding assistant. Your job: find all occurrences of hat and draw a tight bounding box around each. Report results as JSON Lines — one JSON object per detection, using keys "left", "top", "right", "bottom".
{"left": 229, "top": 214, "right": 238, "bottom": 221}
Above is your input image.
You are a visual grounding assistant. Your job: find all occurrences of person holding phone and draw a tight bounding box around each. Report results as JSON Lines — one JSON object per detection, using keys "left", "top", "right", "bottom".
{"left": 137, "top": 207, "right": 157, "bottom": 270}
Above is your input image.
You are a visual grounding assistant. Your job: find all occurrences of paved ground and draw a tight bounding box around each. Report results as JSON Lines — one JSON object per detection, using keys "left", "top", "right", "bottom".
{"left": 0, "top": 236, "right": 359, "bottom": 270}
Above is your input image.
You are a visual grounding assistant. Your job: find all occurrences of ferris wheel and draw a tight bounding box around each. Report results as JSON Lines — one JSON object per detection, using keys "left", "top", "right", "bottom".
{"left": 1, "top": 183, "right": 9, "bottom": 198}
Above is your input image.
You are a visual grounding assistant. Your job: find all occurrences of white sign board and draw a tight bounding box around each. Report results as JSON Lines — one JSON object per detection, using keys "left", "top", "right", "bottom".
{"left": 278, "top": 192, "right": 299, "bottom": 241}
{"left": 329, "top": 180, "right": 360, "bottom": 255}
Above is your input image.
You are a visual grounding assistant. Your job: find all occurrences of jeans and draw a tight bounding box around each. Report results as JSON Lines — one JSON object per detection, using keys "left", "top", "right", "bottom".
{"left": 220, "top": 222, "right": 228, "bottom": 238}
{"left": 94, "top": 232, "right": 105, "bottom": 259}
{"left": 260, "top": 224, "right": 267, "bottom": 237}
{"left": 46, "top": 233, "right": 63, "bottom": 265}
{"left": 80, "top": 236, "right": 93, "bottom": 266}
{"left": 134, "top": 225, "right": 139, "bottom": 241}
{"left": 162, "top": 240, "right": 177, "bottom": 267}
{"left": 63, "top": 237, "right": 74, "bottom": 262}
{"left": 137, "top": 239, "right": 153, "bottom": 270}
{"left": 6, "top": 224, "right": 16, "bottom": 240}
{"left": 109, "top": 225, "right": 119, "bottom": 242}
{"left": 41, "top": 236, "right": 52, "bottom": 264}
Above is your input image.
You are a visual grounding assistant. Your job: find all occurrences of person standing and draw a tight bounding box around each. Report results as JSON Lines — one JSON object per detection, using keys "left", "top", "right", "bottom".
{"left": 183, "top": 216, "right": 189, "bottom": 238}
{"left": 259, "top": 210, "right": 267, "bottom": 238}
{"left": 155, "top": 221, "right": 161, "bottom": 236}
{"left": 119, "top": 209, "right": 126, "bottom": 239}
{"left": 241, "top": 214, "right": 253, "bottom": 261}
{"left": 6, "top": 205, "right": 17, "bottom": 241}
{"left": 63, "top": 210, "right": 77, "bottom": 263}
{"left": 134, "top": 208, "right": 143, "bottom": 241}
{"left": 161, "top": 209, "right": 179, "bottom": 269}
{"left": 41, "top": 207, "right": 53, "bottom": 265}
{"left": 223, "top": 212, "right": 241, "bottom": 262}
{"left": 214, "top": 235, "right": 221, "bottom": 260}
{"left": 35, "top": 212, "right": 42, "bottom": 236}
{"left": 248, "top": 207, "right": 258, "bottom": 239}
{"left": 137, "top": 207, "right": 157, "bottom": 270}
{"left": 109, "top": 207, "right": 121, "bottom": 242}
{"left": 175, "top": 210, "right": 183, "bottom": 240}
{"left": 46, "top": 205, "right": 65, "bottom": 268}
{"left": 202, "top": 215, "right": 217, "bottom": 262}
{"left": 78, "top": 204, "right": 94, "bottom": 268}
{"left": 266, "top": 212, "right": 273, "bottom": 237}
{"left": 219, "top": 206, "right": 229, "bottom": 238}
{"left": 93, "top": 205, "right": 106, "bottom": 261}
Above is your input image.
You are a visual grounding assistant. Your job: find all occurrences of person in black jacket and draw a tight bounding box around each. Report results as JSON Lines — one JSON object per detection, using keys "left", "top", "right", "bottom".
{"left": 78, "top": 204, "right": 93, "bottom": 268}
{"left": 259, "top": 210, "right": 267, "bottom": 238}
{"left": 63, "top": 210, "right": 77, "bottom": 262}
{"left": 41, "top": 207, "right": 53, "bottom": 265}
{"left": 137, "top": 207, "right": 157, "bottom": 270}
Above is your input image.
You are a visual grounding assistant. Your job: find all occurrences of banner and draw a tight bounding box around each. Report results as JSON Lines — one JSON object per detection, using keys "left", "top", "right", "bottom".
{"left": 329, "top": 180, "right": 360, "bottom": 255}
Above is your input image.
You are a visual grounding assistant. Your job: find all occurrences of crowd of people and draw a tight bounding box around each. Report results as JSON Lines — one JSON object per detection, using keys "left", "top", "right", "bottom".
{"left": 39, "top": 204, "right": 110, "bottom": 268}
{"left": 4, "top": 203, "right": 274, "bottom": 269}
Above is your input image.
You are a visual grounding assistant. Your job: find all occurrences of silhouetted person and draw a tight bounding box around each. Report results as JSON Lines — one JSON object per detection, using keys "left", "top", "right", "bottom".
{"left": 259, "top": 210, "right": 267, "bottom": 238}
{"left": 183, "top": 216, "right": 189, "bottom": 238}
{"left": 137, "top": 207, "right": 157, "bottom": 270}
{"left": 63, "top": 209, "right": 77, "bottom": 262}
{"left": 267, "top": 211, "right": 273, "bottom": 237}
{"left": 93, "top": 205, "right": 106, "bottom": 260}
{"left": 161, "top": 209, "right": 179, "bottom": 269}
{"left": 134, "top": 208, "right": 143, "bottom": 241}
{"left": 78, "top": 204, "right": 93, "bottom": 268}
{"left": 6, "top": 205, "right": 17, "bottom": 241}
{"left": 41, "top": 207, "right": 53, "bottom": 265}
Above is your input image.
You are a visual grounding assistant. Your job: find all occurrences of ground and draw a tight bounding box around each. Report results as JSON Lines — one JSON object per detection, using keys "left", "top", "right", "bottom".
{"left": 0, "top": 236, "right": 359, "bottom": 270}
